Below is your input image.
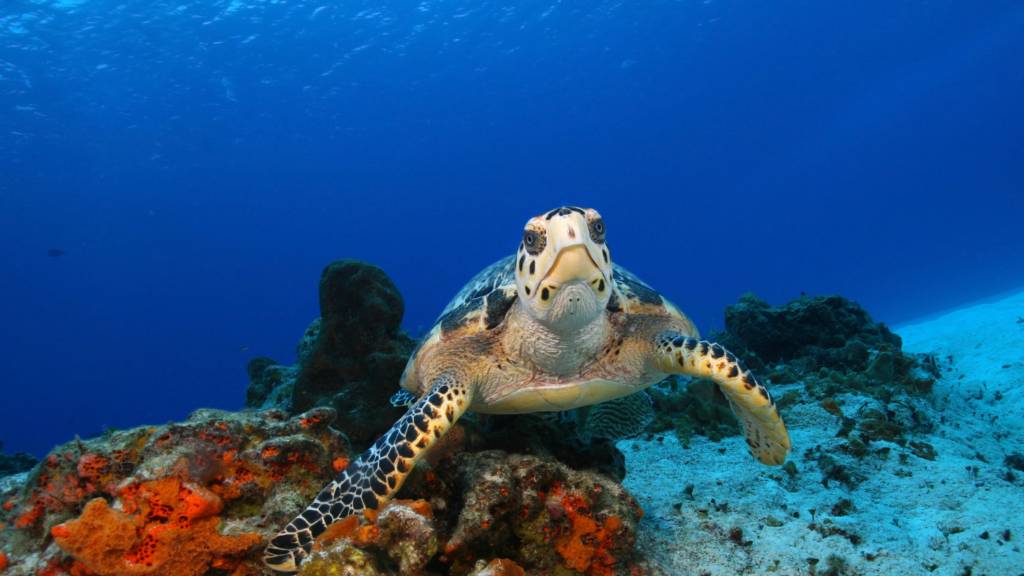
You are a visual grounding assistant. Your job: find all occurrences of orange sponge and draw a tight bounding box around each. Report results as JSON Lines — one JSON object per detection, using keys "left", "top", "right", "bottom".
{"left": 53, "top": 477, "right": 260, "bottom": 576}
{"left": 549, "top": 482, "right": 628, "bottom": 576}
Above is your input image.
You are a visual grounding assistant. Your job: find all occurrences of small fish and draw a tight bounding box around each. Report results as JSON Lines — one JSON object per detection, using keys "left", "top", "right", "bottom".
{"left": 239, "top": 345, "right": 249, "bottom": 352}
{"left": 48, "top": 248, "right": 66, "bottom": 257}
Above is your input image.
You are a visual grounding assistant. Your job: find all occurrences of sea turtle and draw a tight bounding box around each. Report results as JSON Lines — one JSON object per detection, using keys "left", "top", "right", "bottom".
{"left": 264, "top": 206, "right": 791, "bottom": 571}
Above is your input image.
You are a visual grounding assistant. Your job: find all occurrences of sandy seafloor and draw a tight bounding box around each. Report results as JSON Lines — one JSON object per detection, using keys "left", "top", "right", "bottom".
{"left": 619, "top": 291, "right": 1024, "bottom": 576}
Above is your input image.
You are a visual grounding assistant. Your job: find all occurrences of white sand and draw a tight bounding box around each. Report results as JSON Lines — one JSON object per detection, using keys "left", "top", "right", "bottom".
{"left": 621, "top": 291, "right": 1024, "bottom": 576}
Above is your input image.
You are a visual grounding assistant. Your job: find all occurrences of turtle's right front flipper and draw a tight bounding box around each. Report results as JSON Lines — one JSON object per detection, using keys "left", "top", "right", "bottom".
{"left": 263, "top": 373, "right": 473, "bottom": 572}
{"left": 651, "top": 332, "right": 790, "bottom": 466}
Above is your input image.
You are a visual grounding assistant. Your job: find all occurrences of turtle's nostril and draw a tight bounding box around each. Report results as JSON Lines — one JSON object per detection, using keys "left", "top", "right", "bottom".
{"left": 558, "top": 207, "right": 572, "bottom": 216}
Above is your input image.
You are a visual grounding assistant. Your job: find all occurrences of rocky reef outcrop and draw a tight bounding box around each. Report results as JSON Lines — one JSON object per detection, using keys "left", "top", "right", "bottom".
{"left": 719, "top": 292, "right": 903, "bottom": 373}
{"left": 246, "top": 259, "right": 417, "bottom": 452}
{"left": 715, "top": 293, "right": 938, "bottom": 402}
{"left": 0, "top": 411, "right": 648, "bottom": 576}
{"left": 693, "top": 293, "right": 943, "bottom": 497}
{"left": 0, "top": 407, "right": 351, "bottom": 576}
{"left": 0, "top": 442, "right": 37, "bottom": 479}
{"left": 298, "top": 450, "right": 646, "bottom": 576}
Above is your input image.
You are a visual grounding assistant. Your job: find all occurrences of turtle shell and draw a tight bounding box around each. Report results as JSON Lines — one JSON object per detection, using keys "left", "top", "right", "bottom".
{"left": 434, "top": 255, "right": 519, "bottom": 340}
{"left": 400, "top": 255, "right": 696, "bottom": 394}
{"left": 429, "top": 256, "right": 692, "bottom": 342}
{"left": 606, "top": 266, "right": 693, "bottom": 327}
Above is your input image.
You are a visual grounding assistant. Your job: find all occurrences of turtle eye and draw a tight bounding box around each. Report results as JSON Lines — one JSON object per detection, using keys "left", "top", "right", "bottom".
{"left": 589, "top": 218, "right": 606, "bottom": 243}
{"left": 522, "top": 226, "right": 546, "bottom": 255}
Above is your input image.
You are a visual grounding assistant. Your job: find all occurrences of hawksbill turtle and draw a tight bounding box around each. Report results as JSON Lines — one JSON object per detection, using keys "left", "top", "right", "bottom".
{"left": 264, "top": 206, "right": 791, "bottom": 571}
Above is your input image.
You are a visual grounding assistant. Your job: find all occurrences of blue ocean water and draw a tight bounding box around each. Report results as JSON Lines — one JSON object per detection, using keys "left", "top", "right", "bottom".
{"left": 1, "top": 0, "right": 1023, "bottom": 458}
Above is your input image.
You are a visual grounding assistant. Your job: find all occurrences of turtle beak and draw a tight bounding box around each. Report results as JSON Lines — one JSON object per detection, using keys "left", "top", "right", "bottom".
{"left": 545, "top": 244, "right": 600, "bottom": 285}
{"left": 540, "top": 213, "right": 607, "bottom": 291}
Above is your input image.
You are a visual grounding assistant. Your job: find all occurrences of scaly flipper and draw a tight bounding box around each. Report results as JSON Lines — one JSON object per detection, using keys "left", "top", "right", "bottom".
{"left": 390, "top": 389, "right": 418, "bottom": 407}
{"left": 263, "top": 374, "right": 473, "bottom": 571}
{"left": 652, "top": 332, "right": 790, "bottom": 465}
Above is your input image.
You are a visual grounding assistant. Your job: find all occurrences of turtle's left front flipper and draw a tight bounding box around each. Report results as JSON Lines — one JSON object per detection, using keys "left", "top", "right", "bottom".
{"left": 263, "top": 374, "right": 473, "bottom": 572}
{"left": 651, "top": 332, "right": 790, "bottom": 465}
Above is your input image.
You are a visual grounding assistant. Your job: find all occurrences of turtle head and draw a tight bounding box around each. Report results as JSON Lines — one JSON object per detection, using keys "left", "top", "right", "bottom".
{"left": 514, "top": 206, "right": 613, "bottom": 328}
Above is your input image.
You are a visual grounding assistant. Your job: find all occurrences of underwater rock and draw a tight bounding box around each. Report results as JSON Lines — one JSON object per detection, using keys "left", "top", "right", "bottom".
{"left": 244, "top": 319, "right": 324, "bottom": 412}
{"left": 722, "top": 292, "right": 902, "bottom": 369}
{"left": 0, "top": 442, "right": 38, "bottom": 479}
{"left": 429, "top": 450, "right": 643, "bottom": 576}
{"left": 292, "top": 259, "right": 411, "bottom": 411}
{"left": 0, "top": 408, "right": 352, "bottom": 576}
{"left": 301, "top": 538, "right": 379, "bottom": 576}
{"left": 466, "top": 558, "right": 526, "bottom": 576}
{"left": 300, "top": 498, "right": 438, "bottom": 576}
{"left": 272, "top": 448, "right": 647, "bottom": 576}
{"left": 713, "top": 293, "right": 936, "bottom": 408}
{"left": 245, "top": 260, "right": 416, "bottom": 451}
{"left": 1006, "top": 453, "right": 1024, "bottom": 473}
{"left": 244, "top": 356, "right": 290, "bottom": 409}
{"left": 375, "top": 499, "right": 440, "bottom": 573}
{"left": 473, "top": 415, "right": 628, "bottom": 482}
{"left": 864, "top": 351, "right": 895, "bottom": 382}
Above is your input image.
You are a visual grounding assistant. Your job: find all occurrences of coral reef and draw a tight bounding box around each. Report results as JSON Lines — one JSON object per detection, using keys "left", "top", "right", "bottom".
{"left": 4, "top": 416, "right": 623, "bottom": 576}
{"left": 645, "top": 293, "right": 942, "bottom": 456}
{"left": 0, "top": 442, "right": 37, "bottom": 480}
{"left": 292, "top": 450, "right": 647, "bottom": 576}
{"left": 300, "top": 499, "right": 437, "bottom": 576}
{"left": 720, "top": 293, "right": 902, "bottom": 370}
{"left": 437, "top": 451, "right": 644, "bottom": 576}
{"left": 723, "top": 295, "right": 942, "bottom": 493}
{"left": 626, "top": 293, "right": 932, "bottom": 451}
{"left": 246, "top": 260, "right": 417, "bottom": 451}
{"left": 0, "top": 408, "right": 351, "bottom": 576}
